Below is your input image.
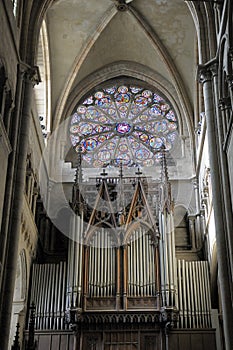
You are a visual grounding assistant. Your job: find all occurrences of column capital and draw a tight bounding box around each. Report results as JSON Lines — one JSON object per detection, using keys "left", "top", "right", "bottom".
{"left": 19, "top": 63, "right": 41, "bottom": 87}
{"left": 197, "top": 61, "right": 218, "bottom": 83}
{"left": 197, "top": 66, "right": 212, "bottom": 84}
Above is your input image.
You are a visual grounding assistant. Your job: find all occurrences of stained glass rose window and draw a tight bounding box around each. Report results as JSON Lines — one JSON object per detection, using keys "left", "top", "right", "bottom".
{"left": 69, "top": 84, "right": 178, "bottom": 167}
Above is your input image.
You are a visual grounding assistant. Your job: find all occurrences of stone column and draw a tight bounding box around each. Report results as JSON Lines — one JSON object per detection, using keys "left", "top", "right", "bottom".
{"left": 0, "top": 65, "right": 40, "bottom": 350}
{"left": 198, "top": 64, "right": 233, "bottom": 350}
{"left": 192, "top": 178, "right": 201, "bottom": 248}
{"left": 0, "top": 66, "right": 23, "bottom": 295}
{"left": 211, "top": 65, "right": 233, "bottom": 282}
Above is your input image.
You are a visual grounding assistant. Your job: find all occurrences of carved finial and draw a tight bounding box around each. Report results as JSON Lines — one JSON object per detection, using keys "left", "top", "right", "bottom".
{"left": 100, "top": 168, "right": 108, "bottom": 177}
{"left": 71, "top": 146, "right": 84, "bottom": 214}
{"left": 11, "top": 323, "right": 20, "bottom": 350}
{"left": 26, "top": 303, "right": 36, "bottom": 350}
{"left": 119, "top": 162, "right": 123, "bottom": 178}
{"left": 74, "top": 145, "right": 83, "bottom": 185}
{"left": 135, "top": 167, "right": 142, "bottom": 177}
{"left": 160, "top": 145, "right": 168, "bottom": 183}
{"left": 159, "top": 145, "right": 172, "bottom": 212}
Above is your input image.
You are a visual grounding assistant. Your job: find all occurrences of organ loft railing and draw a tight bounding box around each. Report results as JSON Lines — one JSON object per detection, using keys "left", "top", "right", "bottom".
{"left": 66, "top": 149, "right": 179, "bottom": 325}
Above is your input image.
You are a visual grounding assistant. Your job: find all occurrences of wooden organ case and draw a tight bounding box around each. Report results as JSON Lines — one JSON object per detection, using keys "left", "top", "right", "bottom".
{"left": 66, "top": 152, "right": 178, "bottom": 349}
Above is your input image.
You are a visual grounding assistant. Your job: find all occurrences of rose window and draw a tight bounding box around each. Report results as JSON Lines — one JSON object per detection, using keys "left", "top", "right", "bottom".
{"left": 69, "top": 84, "right": 178, "bottom": 167}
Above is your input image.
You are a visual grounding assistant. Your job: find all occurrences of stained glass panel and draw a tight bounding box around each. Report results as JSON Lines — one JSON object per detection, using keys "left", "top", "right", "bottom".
{"left": 69, "top": 83, "right": 178, "bottom": 167}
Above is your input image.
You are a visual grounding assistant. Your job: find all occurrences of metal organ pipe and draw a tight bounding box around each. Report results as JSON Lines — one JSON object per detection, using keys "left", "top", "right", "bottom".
{"left": 204, "top": 261, "right": 212, "bottom": 326}
{"left": 123, "top": 245, "right": 127, "bottom": 309}
{"left": 67, "top": 216, "right": 75, "bottom": 307}
{"left": 87, "top": 229, "right": 116, "bottom": 298}
{"left": 136, "top": 233, "right": 139, "bottom": 296}
{"left": 159, "top": 202, "right": 177, "bottom": 308}
{"left": 97, "top": 233, "right": 100, "bottom": 297}
{"left": 185, "top": 260, "right": 191, "bottom": 327}
{"left": 29, "top": 262, "right": 67, "bottom": 330}
{"left": 145, "top": 234, "right": 149, "bottom": 296}
{"left": 50, "top": 264, "right": 55, "bottom": 328}
{"left": 88, "top": 245, "right": 92, "bottom": 297}
{"left": 103, "top": 235, "right": 106, "bottom": 297}
{"left": 188, "top": 262, "right": 194, "bottom": 328}
{"left": 177, "top": 260, "right": 212, "bottom": 329}
{"left": 127, "top": 227, "right": 156, "bottom": 298}
{"left": 54, "top": 263, "right": 59, "bottom": 329}
{"left": 66, "top": 214, "right": 83, "bottom": 309}
{"left": 72, "top": 216, "right": 78, "bottom": 306}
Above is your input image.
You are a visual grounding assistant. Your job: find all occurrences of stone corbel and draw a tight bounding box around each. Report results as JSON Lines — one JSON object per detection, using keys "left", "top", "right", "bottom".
{"left": 24, "top": 66, "right": 41, "bottom": 87}
{"left": 19, "top": 62, "right": 41, "bottom": 87}
{"left": 197, "top": 65, "right": 212, "bottom": 84}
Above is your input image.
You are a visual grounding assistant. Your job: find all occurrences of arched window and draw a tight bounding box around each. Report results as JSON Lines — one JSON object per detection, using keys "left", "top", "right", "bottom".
{"left": 70, "top": 81, "right": 178, "bottom": 168}
{"left": 35, "top": 20, "right": 51, "bottom": 139}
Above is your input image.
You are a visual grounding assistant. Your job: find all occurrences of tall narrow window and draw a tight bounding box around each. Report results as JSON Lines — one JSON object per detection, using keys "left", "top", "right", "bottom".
{"left": 11, "top": 0, "right": 18, "bottom": 17}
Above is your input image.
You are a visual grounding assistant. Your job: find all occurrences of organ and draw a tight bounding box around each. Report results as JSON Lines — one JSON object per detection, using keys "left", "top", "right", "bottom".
{"left": 27, "top": 150, "right": 216, "bottom": 349}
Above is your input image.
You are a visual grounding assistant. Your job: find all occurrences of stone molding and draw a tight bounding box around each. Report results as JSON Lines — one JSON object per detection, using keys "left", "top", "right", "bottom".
{"left": 0, "top": 116, "right": 12, "bottom": 155}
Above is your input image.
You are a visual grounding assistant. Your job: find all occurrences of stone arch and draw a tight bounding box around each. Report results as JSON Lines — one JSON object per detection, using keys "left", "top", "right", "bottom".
{"left": 186, "top": 2, "right": 216, "bottom": 64}
{"left": 63, "top": 61, "right": 191, "bottom": 139}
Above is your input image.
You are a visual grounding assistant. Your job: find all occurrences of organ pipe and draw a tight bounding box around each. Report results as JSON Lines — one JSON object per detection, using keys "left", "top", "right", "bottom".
{"left": 123, "top": 245, "right": 127, "bottom": 308}
{"left": 177, "top": 260, "right": 212, "bottom": 329}
{"left": 66, "top": 214, "right": 83, "bottom": 309}
{"left": 29, "top": 262, "right": 67, "bottom": 330}
{"left": 127, "top": 227, "right": 156, "bottom": 298}
{"left": 87, "top": 229, "right": 116, "bottom": 298}
{"left": 116, "top": 247, "right": 120, "bottom": 309}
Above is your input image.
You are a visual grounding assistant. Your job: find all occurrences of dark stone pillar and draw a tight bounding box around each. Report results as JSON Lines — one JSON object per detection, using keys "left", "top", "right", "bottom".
{"left": 0, "top": 65, "right": 40, "bottom": 350}
{"left": 0, "top": 64, "right": 24, "bottom": 296}
{"left": 198, "top": 64, "right": 233, "bottom": 350}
